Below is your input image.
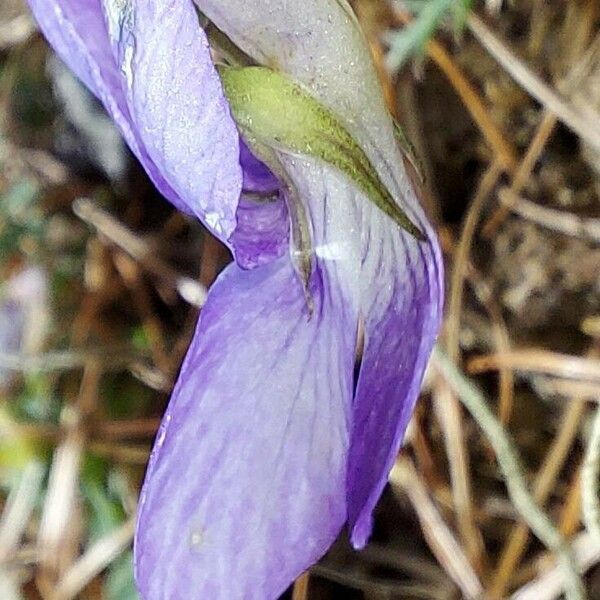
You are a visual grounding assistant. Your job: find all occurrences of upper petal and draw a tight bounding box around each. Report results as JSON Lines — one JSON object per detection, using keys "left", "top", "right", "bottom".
{"left": 135, "top": 255, "right": 355, "bottom": 599}
{"left": 194, "top": 0, "right": 414, "bottom": 225}
{"left": 101, "top": 0, "right": 242, "bottom": 240}
{"left": 27, "top": 0, "right": 187, "bottom": 215}
{"left": 28, "top": 0, "right": 244, "bottom": 241}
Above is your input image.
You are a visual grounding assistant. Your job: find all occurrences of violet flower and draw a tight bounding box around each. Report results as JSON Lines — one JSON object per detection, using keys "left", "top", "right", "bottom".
{"left": 28, "top": 0, "right": 444, "bottom": 597}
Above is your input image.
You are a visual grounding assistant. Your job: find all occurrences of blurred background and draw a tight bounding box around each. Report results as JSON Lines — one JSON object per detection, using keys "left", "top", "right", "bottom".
{"left": 1, "top": 0, "right": 600, "bottom": 598}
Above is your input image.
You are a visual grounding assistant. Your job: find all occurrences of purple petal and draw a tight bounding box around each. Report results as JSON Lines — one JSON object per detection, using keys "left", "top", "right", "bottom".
{"left": 198, "top": 1, "right": 444, "bottom": 546}
{"left": 102, "top": 0, "right": 242, "bottom": 240}
{"left": 27, "top": 0, "right": 188, "bottom": 215}
{"left": 135, "top": 256, "right": 356, "bottom": 598}
{"left": 240, "top": 142, "right": 280, "bottom": 194}
{"left": 230, "top": 193, "right": 289, "bottom": 269}
{"left": 348, "top": 207, "right": 444, "bottom": 547}
{"left": 234, "top": 143, "right": 289, "bottom": 268}
{"left": 28, "top": 0, "right": 244, "bottom": 241}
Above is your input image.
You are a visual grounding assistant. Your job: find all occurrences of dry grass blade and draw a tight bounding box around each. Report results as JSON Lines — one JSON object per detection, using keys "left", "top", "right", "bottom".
{"left": 292, "top": 572, "right": 310, "bottom": 600}
{"left": 433, "top": 347, "right": 585, "bottom": 599}
{"left": 468, "top": 14, "right": 600, "bottom": 154}
{"left": 390, "top": 458, "right": 484, "bottom": 599}
{"left": 0, "top": 461, "right": 45, "bottom": 562}
{"left": 511, "top": 532, "right": 600, "bottom": 600}
{"left": 86, "top": 441, "right": 150, "bottom": 464}
{"left": 310, "top": 563, "right": 449, "bottom": 599}
{"left": 582, "top": 403, "right": 600, "bottom": 541}
{"left": 446, "top": 162, "right": 504, "bottom": 365}
{"left": 534, "top": 378, "right": 600, "bottom": 401}
{"left": 468, "top": 350, "right": 600, "bottom": 382}
{"left": 483, "top": 32, "right": 600, "bottom": 236}
{"left": 432, "top": 383, "right": 482, "bottom": 566}
{"left": 96, "top": 418, "right": 160, "bottom": 440}
{"left": 73, "top": 198, "right": 207, "bottom": 307}
{"left": 37, "top": 361, "right": 102, "bottom": 590}
{"left": 112, "top": 252, "right": 171, "bottom": 373}
{"left": 467, "top": 270, "right": 515, "bottom": 424}
{"left": 391, "top": 8, "right": 519, "bottom": 174}
{"left": 50, "top": 518, "right": 135, "bottom": 600}
{"left": 438, "top": 164, "right": 510, "bottom": 564}
{"left": 490, "top": 398, "right": 587, "bottom": 598}
{"left": 0, "top": 14, "right": 35, "bottom": 50}
{"left": 482, "top": 112, "right": 558, "bottom": 237}
{"left": 0, "top": 348, "right": 145, "bottom": 373}
{"left": 496, "top": 188, "right": 600, "bottom": 242}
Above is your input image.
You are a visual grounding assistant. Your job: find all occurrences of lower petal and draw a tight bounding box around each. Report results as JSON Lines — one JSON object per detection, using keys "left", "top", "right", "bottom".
{"left": 135, "top": 256, "right": 355, "bottom": 599}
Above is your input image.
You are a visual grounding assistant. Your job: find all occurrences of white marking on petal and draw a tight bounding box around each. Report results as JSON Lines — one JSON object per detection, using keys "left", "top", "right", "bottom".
{"left": 103, "top": 0, "right": 131, "bottom": 44}
{"left": 315, "top": 241, "right": 348, "bottom": 261}
{"left": 188, "top": 527, "right": 205, "bottom": 552}
{"left": 121, "top": 43, "right": 134, "bottom": 87}
{"left": 204, "top": 211, "right": 222, "bottom": 233}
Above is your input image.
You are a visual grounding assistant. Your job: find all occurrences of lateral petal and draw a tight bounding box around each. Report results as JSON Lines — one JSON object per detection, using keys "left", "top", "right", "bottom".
{"left": 135, "top": 256, "right": 355, "bottom": 599}
{"left": 348, "top": 204, "right": 444, "bottom": 547}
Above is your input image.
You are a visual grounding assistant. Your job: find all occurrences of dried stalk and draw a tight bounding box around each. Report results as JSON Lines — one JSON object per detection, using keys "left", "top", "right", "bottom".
{"left": 582, "top": 404, "right": 600, "bottom": 541}
{"left": 73, "top": 198, "right": 207, "bottom": 307}
{"left": 390, "top": 458, "right": 484, "bottom": 599}
{"left": 433, "top": 346, "right": 585, "bottom": 600}
{"left": 468, "top": 14, "right": 600, "bottom": 154}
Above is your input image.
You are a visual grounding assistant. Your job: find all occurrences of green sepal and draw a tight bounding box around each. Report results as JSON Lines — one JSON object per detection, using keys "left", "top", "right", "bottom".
{"left": 219, "top": 65, "right": 425, "bottom": 240}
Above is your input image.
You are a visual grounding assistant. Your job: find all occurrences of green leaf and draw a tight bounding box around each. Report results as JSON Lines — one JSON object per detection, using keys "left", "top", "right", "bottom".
{"left": 219, "top": 65, "right": 424, "bottom": 240}
{"left": 385, "top": 0, "right": 473, "bottom": 70}
{"left": 106, "top": 551, "right": 139, "bottom": 600}
{"left": 451, "top": 0, "right": 474, "bottom": 31}
{"left": 82, "top": 460, "right": 138, "bottom": 600}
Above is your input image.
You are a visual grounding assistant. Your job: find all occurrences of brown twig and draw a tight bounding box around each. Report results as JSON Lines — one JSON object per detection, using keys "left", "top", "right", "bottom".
{"left": 468, "top": 349, "right": 600, "bottom": 382}
{"left": 390, "top": 458, "right": 485, "bottom": 599}
{"left": 50, "top": 518, "right": 135, "bottom": 600}
{"left": 73, "top": 198, "right": 207, "bottom": 308}
{"left": 468, "top": 14, "right": 600, "bottom": 154}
